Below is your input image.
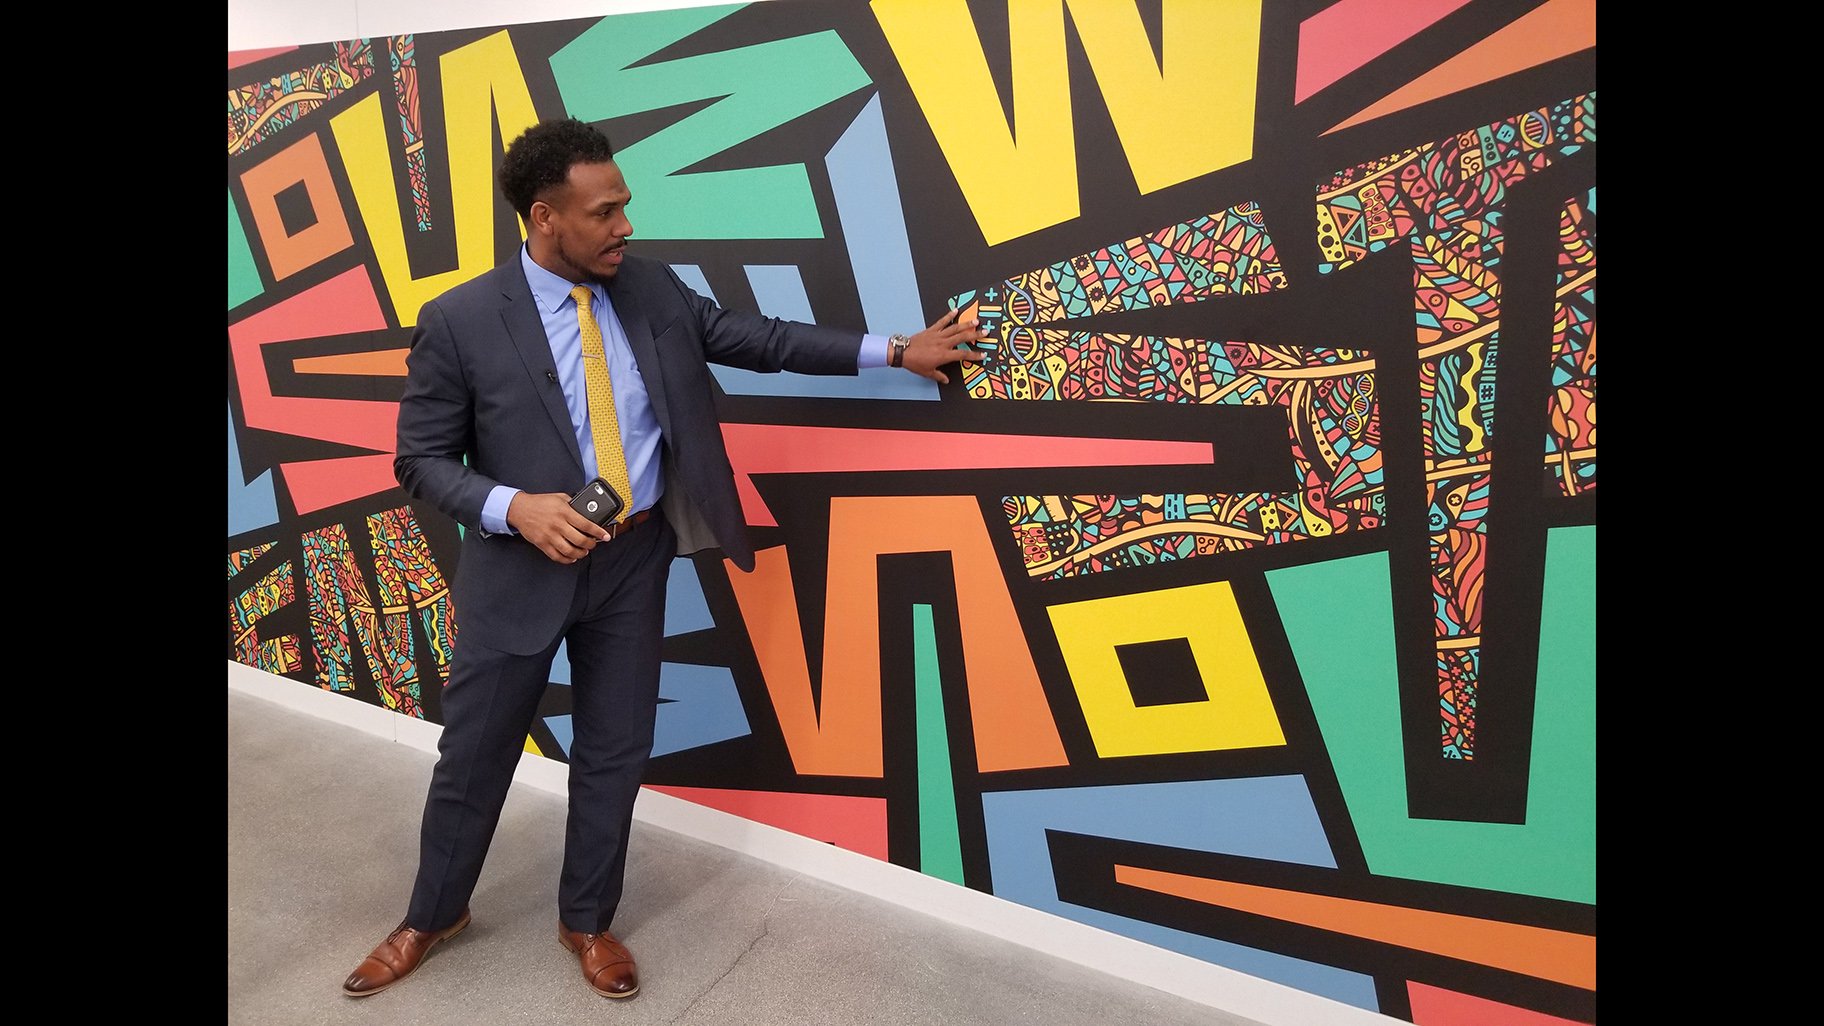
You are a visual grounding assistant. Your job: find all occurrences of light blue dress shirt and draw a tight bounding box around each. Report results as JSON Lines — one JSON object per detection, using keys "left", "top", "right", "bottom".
{"left": 481, "top": 247, "right": 891, "bottom": 534}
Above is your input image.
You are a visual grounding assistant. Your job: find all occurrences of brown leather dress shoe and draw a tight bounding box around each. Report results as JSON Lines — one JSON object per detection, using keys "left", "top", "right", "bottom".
{"left": 557, "top": 923, "right": 639, "bottom": 998}
{"left": 340, "top": 909, "right": 472, "bottom": 997}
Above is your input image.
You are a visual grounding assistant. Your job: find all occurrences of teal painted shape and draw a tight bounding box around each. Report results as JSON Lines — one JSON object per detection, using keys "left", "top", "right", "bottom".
{"left": 913, "top": 604, "right": 964, "bottom": 885}
{"left": 227, "top": 403, "right": 279, "bottom": 536}
{"left": 228, "top": 190, "right": 263, "bottom": 310}
{"left": 1266, "top": 544, "right": 1595, "bottom": 903}
{"left": 550, "top": 4, "right": 870, "bottom": 239}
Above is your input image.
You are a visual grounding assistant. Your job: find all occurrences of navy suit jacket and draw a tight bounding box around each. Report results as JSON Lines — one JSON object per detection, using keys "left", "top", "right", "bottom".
{"left": 395, "top": 254, "right": 861, "bottom": 655}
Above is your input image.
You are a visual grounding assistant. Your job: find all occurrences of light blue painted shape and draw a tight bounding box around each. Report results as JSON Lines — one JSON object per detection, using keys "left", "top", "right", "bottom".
{"left": 654, "top": 662, "right": 751, "bottom": 756}
{"left": 227, "top": 403, "right": 279, "bottom": 536}
{"left": 664, "top": 558, "right": 716, "bottom": 636}
{"left": 671, "top": 265, "right": 718, "bottom": 303}
{"left": 981, "top": 778, "right": 1379, "bottom": 1011}
{"left": 543, "top": 714, "right": 573, "bottom": 757}
{"left": 682, "top": 260, "right": 932, "bottom": 401}
{"left": 553, "top": 646, "right": 752, "bottom": 755}
{"left": 746, "top": 265, "right": 816, "bottom": 322}
{"left": 705, "top": 97, "right": 937, "bottom": 401}
{"left": 827, "top": 95, "right": 928, "bottom": 342}
{"left": 549, "top": 639, "right": 572, "bottom": 686}
{"left": 229, "top": 191, "right": 263, "bottom": 310}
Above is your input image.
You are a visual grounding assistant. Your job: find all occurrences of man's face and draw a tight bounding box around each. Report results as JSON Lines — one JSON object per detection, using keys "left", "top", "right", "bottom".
{"left": 532, "top": 160, "right": 633, "bottom": 283}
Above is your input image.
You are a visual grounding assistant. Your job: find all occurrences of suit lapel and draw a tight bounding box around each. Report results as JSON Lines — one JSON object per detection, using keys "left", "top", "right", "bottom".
{"left": 608, "top": 269, "right": 676, "bottom": 439}
{"left": 497, "top": 263, "right": 586, "bottom": 475}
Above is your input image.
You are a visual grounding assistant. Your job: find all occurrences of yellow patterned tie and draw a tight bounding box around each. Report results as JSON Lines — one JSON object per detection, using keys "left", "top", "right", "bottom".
{"left": 571, "top": 285, "right": 633, "bottom": 523}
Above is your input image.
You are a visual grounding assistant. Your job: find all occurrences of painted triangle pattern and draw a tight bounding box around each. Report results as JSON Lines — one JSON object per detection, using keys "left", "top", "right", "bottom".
{"left": 227, "top": 542, "right": 277, "bottom": 579}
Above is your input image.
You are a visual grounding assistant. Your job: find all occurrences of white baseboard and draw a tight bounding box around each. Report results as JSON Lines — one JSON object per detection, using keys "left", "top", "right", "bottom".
{"left": 229, "top": 661, "right": 1402, "bottom": 1026}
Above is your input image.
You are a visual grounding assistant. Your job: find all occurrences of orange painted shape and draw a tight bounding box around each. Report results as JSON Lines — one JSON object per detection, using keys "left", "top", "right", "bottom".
{"left": 1114, "top": 864, "right": 1594, "bottom": 990}
{"left": 721, "top": 423, "right": 1213, "bottom": 527}
{"left": 239, "top": 132, "right": 356, "bottom": 280}
{"left": 1408, "top": 981, "right": 1590, "bottom": 1026}
{"left": 293, "top": 349, "right": 410, "bottom": 376}
{"left": 726, "top": 495, "right": 1068, "bottom": 778}
{"left": 643, "top": 784, "right": 888, "bottom": 861}
{"left": 1325, "top": 0, "right": 1595, "bottom": 135}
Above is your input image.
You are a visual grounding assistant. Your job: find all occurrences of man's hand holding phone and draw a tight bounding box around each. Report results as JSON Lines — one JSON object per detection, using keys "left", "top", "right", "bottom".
{"left": 506, "top": 481, "right": 621, "bottom": 564}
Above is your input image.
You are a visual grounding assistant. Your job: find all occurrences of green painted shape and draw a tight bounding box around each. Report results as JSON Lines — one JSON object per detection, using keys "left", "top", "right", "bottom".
{"left": 913, "top": 603, "right": 965, "bottom": 885}
{"left": 228, "top": 190, "right": 263, "bottom": 310}
{"left": 1266, "top": 534, "right": 1595, "bottom": 904}
{"left": 550, "top": 3, "right": 870, "bottom": 240}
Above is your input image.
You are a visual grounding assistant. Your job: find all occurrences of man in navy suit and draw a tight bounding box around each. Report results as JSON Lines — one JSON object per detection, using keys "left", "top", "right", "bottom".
{"left": 342, "top": 118, "right": 984, "bottom": 1000}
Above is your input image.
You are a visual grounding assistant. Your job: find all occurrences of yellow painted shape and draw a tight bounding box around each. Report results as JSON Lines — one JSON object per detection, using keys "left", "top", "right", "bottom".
{"left": 1065, "top": 0, "right": 1260, "bottom": 195}
{"left": 524, "top": 735, "right": 542, "bottom": 756}
{"left": 874, "top": 0, "right": 1072, "bottom": 245}
{"left": 1456, "top": 341, "right": 1488, "bottom": 452}
{"left": 330, "top": 31, "right": 537, "bottom": 326}
{"left": 1046, "top": 580, "right": 1284, "bottom": 758}
{"left": 874, "top": 0, "right": 1261, "bottom": 245}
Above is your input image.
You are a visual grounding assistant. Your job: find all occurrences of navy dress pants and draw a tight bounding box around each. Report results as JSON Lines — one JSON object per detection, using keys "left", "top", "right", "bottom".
{"left": 406, "top": 515, "right": 675, "bottom": 935}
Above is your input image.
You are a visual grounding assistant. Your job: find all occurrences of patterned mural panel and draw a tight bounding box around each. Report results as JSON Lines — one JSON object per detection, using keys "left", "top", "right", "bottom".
{"left": 1317, "top": 91, "right": 1594, "bottom": 761}
{"left": 228, "top": 40, "right": 378, "bottom": 155}
{"left": 1547, "top": 189, "right": 1596, "bottom": 496}
{"left": 996, "top": 341, "right": 1384, "bottom": 578}
{"left": 229, "top": 2, "right": 1595, "bottom": 1021}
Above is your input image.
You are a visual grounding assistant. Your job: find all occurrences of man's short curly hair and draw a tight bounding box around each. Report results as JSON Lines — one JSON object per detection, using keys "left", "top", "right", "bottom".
{"left": 499, "top": 118, "right": 617, "bottom": 218}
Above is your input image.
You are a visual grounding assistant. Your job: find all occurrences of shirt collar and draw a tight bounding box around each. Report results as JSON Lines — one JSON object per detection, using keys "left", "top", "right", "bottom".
{"left": 520, "top": 245, "right": 605, "bottom": 315}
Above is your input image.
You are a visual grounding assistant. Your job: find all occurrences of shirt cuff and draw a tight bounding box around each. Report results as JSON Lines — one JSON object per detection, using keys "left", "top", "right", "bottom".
{"left": 858, "top": 333, "right": 892, "bottom": 370}
{"left": 481, "top": 486, "right": 520, "bottom": 536}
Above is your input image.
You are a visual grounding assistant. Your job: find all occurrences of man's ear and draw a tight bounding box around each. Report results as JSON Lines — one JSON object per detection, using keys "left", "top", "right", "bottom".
{"left": 527, "top": 200, "right": 553, "bottom": 234}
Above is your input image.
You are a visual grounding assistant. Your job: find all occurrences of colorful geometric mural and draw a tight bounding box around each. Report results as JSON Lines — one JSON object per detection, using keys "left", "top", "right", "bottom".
{"left": 1317, "top": 91, "right": 1594, "bottom": 760}
{"left": 997, "top": 341, "right": 1383, "bottom": 578}
{"left": 229, "top": 2, "right": 1595, "bottom": 1021}
{"left": 228, "top": 40, "right": 378, "bottom": 155}
{"left": 1547, "top": 190, "right": 1595, "bottom": 496}
{"left": 230, "top": 561, "right": 302, "bottom": 675}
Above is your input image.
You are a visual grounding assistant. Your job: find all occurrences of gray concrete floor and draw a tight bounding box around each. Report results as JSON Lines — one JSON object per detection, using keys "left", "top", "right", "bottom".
{"left": 229, "top": 689, "right": 1259, "bottom": 1025}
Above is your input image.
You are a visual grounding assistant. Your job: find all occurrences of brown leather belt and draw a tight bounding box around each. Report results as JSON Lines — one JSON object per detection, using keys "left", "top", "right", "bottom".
{"left": 605, "top": 507, "right": 656, "bottom": 540}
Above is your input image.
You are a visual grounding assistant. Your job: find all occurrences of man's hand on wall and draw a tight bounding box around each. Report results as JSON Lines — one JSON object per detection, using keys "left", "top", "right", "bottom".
{"left": 900, "top": 308, "right": 990, "bottom": 384}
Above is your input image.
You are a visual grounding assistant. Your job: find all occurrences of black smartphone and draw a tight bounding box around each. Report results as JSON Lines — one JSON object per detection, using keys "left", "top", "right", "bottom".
{"left": 568, "top": 477, "right": 626, "bottom": 526}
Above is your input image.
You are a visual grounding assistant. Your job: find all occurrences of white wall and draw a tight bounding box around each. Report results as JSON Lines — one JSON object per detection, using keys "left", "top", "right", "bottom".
{"left": 229, "top": 0, "right": 774, "bottom": 50}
